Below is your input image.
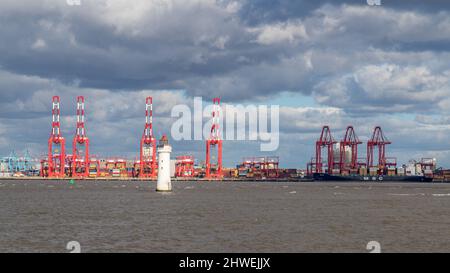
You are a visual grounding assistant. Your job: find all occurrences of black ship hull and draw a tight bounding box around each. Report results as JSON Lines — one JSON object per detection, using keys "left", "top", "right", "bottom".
{"left": 313, "top": 173, "right": 434, "bottom": 182}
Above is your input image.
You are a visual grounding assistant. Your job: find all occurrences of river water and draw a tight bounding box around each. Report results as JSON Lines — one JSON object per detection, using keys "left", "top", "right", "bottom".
{"left": 0, "top": 180, "right": 449, "bottom": 253}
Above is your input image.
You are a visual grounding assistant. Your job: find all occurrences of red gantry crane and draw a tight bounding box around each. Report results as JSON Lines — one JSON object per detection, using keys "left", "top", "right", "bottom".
{"left": 339, "top": 126, "right": 362, "bottom": 174}
{"left": 139, "top": 97, "right": 157, "bottom": 178}
{"left": 175, "top": 156, "right": 195, "bottom": 178}
{"left": 315, "top": 126, "right": 336, "bottom": 174}
{"left": 367, "top": 126, "right": 393, "bottom": 173}
{"left": 205, "top": 98, "right": 222, "bottom": 178}
{"left": 48, "top": 96, "right": 66, "bottom": 177}
{"left": 72, "top": 96, "right": 90, "bottom": 177}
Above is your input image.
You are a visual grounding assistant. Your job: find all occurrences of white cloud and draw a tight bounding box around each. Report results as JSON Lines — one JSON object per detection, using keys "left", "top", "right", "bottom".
{"left": 31, "top": 38, "right": 47, "bottom": 50}
{"left": 280, "top": 106, "right": 344, "bottom": 133}
{"left": 313, "top": 63, "right": 450, "bottom": 113}
{"left": 251, "top": 20, "right": 309, "bottom": 45}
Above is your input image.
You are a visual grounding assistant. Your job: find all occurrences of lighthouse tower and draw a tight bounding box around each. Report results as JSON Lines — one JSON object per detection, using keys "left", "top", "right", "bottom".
{"left": 156, "top": 135, "right": 172, "bottom": 192}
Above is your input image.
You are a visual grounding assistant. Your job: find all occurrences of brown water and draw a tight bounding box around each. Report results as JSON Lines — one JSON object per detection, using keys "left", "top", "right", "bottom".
{"left": 0, "top": 180, "right": 449, "bottom": 253}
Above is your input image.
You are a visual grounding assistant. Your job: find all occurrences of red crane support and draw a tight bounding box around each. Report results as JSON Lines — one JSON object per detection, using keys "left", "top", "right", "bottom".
{"left": 72, "top": 96, "right": 90, "bottom": 177}
{"left": 315, "top": 126, "right": 336, "bottom": 174}
{"left": 205, "top": 98, "right": 222, "bottom": 178}
{"left": 139, "top": 97, "right": 157, "bottom": 178}
{"left": 175, "top": 156, "right": 195, "bottom": 178}
{"left": 48, "top": 96, "right": 66, "bottom": 177}
{"left": 262, "top": 156, "right": 279, "bottom": 178}
{"left": 339, "top": 126, "right": 362, "bottom": 174}
{"left": 367, "top": 126, "right": 392, "bottom": 172}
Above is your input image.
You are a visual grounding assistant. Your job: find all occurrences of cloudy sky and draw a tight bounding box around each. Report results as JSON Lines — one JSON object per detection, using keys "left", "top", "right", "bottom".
{"left": 1, "top": 0, "right": 450, "bottom": 168}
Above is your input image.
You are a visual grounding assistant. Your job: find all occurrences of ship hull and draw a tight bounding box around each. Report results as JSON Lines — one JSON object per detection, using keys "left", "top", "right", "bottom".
{"left": 313, "top": 173, "right": 434, "bottom": 182}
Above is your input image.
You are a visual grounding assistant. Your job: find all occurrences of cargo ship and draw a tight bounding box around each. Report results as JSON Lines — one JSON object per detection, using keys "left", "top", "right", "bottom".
{"left": 313, "top": 173, "right": 434, "bottom": 182}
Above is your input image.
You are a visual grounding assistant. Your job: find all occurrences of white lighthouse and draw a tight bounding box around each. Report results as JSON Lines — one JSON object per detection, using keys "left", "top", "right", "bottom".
{"left": 156, "top": 135, "right": 172, "bottom": 192}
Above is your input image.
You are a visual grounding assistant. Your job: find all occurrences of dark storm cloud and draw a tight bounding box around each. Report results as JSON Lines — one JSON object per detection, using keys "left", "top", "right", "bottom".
{"left": 238, "top": 0, "right": 450, "bottom": 26}
{"left": 1, "top": 0, "right": 450, "bottom": 103}
{"left": 0, "top": 0, "right": 276, "bottom": 94}
{"left": 385, "top": 0, "right": 450, "bottom": 13}
{"left": 238, "top": 0, "right": 361, "bottom": 25}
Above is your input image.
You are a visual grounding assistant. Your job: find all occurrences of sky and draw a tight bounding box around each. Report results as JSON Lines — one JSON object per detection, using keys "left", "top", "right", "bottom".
{"left": 0, "top": 0, "right": 450, "bottom": 168}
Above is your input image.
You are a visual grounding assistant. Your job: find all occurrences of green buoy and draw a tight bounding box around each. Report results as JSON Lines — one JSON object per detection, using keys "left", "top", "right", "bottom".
{"left": 69, "top": 179, "right": 75, "bottom": 185}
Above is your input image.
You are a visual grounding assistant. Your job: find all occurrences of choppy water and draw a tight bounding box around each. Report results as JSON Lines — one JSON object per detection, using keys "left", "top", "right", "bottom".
{"left": 0, "top": 180, "right": 449, "bottom": 253}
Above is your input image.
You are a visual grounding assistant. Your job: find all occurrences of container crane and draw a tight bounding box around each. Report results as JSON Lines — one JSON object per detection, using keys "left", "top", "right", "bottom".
{"left": 139, "top": 97, "right": 157, "bottom": 178}
{"left": 48, "top": 96, "right": 66, "bottom": 177}
{"left": 315, "top": 126, "right": 336, "bottom": 174}
{"left": 72, "top": 96, "right": 90, "bottom": 177}
{"left": 205, "top": 98, "right": 222, "bottom": 178}
{"left": 367, "top": 126, "right": 393, "bottom": 173}
{"left": 339, "top": 126, "right": 362, "bottom": 174}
